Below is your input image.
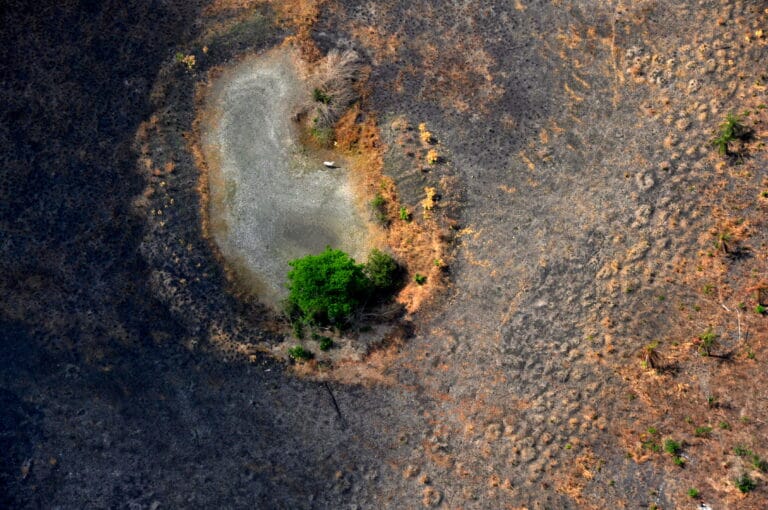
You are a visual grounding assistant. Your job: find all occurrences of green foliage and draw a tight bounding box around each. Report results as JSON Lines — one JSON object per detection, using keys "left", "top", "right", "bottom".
{"left": 687, "top": 488, "right": 699, "bottom": 498}
{"left": 673, "top": 456, "right": 685, "bottom": 466}
{"left": 642, "top": 440, "right": 661, "bottom": 453}
{"left": 291, "top": 320, "right": 304, "bottom": 339}
{"left": 713, "top": 113, "right": 748, "bottom": 156}
{"left": 287, "top": 248, "right": 371, "bottom": 326}
{"left": 371, "top": 194, "right": 386, "bottom": 209}
{"left": 731, "top": 445, "right": 768, "bottom": 472}
{"left": 312, "top": 87, "right": 332, "bottom": 105}
{"left": 287, "top": 345, "right": 313, "bottom": 361}
{"left": 318, "top": 337, "right": 334, "bottom": 351}
{"left": 694, "top": 426, "right": 712, "bottom": 438}
{"left": 755, "top": 304, "right": 766, "bottom": 314}
{"left": 414, "top": 273, "right": 427, "bottom": 285}
{"left": 399, "top": 206, "right": 411, "bottom": 221}
{"left": 734, "top": 445, "right": 752, "bottom": 457}
{"left": 718, "top": 421, "right": 731, "bottom": 430}
{"left": 371, "top": 194, "right": 388, "bottom": 225}
{"left": 698, "top": 328, "right": 719, "bottom": 356}
{"left": 735, "top": 473, "right": 756, "bottom": 493}
{"left": 364, "top": 249, "right": 400, "bottom": 293}
{"left": 664, "top": 439, "right": 682, "bottom": 455}
{"left": 286, "top": 248, "right": 402, "bottom": 328}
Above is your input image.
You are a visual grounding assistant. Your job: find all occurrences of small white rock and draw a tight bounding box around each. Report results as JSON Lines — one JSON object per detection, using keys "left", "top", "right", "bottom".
{"left": 323, "top": 161, "right": 336, "bottom": 168}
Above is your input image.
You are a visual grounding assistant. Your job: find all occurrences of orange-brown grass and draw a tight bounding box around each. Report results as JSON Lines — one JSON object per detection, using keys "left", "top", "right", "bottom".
{"left": 203, "top": 0, "right": 325, "bottom": 62}
{"left": 555, "top": 449, "right": 602, "bottom": 508}
{"left": 338, "top": 114, "right": 451, "bottom": 315}
{"left": 272, "top": 0, "right": 325, "bottom": 62}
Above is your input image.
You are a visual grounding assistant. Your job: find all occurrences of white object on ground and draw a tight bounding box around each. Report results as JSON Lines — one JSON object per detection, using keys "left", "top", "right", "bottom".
{"left": 323, "top": 161, "right": 336, "bottom": 168}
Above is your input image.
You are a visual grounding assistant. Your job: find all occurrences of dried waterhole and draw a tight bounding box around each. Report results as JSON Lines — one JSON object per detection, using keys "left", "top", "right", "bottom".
{"left": 199, "top": 47, "right": 377, "bottom": 307}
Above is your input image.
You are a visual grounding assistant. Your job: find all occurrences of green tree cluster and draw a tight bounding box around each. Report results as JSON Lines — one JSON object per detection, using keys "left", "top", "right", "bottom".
{"left": 286, "top": 247, "right": 400, "bottom": 327}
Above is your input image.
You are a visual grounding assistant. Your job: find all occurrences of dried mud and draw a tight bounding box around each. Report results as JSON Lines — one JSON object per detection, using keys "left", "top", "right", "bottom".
{"left": 2, "top": 1, "right": 767, "bottom": 509}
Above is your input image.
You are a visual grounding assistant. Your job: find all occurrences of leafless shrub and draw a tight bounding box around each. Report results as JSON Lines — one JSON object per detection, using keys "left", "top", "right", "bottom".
{"left": 299, "top": 49, "right": 362, "bottom": 129}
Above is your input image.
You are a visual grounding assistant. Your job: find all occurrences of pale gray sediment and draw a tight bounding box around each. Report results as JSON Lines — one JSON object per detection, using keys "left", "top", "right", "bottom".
{"left": 201, "top": 48, "right": 373, "bottom": 306}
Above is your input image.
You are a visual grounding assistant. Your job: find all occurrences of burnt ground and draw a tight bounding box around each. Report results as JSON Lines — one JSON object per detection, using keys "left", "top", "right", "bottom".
{"left": 2, "top": 0, "right": 768, "bottom": 509}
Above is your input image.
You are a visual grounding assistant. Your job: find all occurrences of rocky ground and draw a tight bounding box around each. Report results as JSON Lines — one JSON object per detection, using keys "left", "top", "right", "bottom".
{"left": 2, "top": 1, "right": 767, "bottom": 509}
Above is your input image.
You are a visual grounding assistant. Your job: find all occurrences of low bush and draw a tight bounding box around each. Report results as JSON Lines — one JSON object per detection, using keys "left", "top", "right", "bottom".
{"left": 287, "top": 345, "right": 313, "bottom": 361}
{"left": 735, "top": 473, "right": 756, "bottom": 493}
{"left": 712, "top": 113, "right": 749, "bottom": 156}
{"left": 698, "top": 328, "right": 719, "bottom": 356}
{"left": 365, "top": 248, "right": 400, "bottom": 294}
{"left": 664, "top": 439, "right": 682, "bottom": 455}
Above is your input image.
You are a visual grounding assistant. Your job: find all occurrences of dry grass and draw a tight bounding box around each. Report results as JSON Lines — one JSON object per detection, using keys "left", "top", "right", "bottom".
{"left": 298, "top": 48, "right": 364, "bottom": 130}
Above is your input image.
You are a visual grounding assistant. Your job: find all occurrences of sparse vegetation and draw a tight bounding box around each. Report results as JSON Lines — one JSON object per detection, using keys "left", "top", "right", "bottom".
{"left": 418, "top": 122, "right": 434, "bottom": 144}
{"left": 287, "top": 345, "right": 313, "bottom": 361}
{"left": 734, "top": 473, "right": 756, "bottom": 493}
{"left": 698, "top": 328, "right": 719, "bottom": 356}
{"left": 664, "top": 439, "right": 682, "bottom": 456}
{"left": 755, "top": 304, "right": 766, "bottom": 315}
{"left": 318, "top": 337, "right": 334, "bottom": 351}
{"left": 310, "top": 124, "right": 334, "bottom": 147}
{"left": 303, "top": 49, "right": 362, "bottom": 129}
{"left": 642, "top": 440, "right": 662, "bottom": 452}
{"left": 371, "top": 193, "right": 388, "bottom": 225}
{"left": 713, "top": 231, "right": 732, "bottom": 254}
{"left": 399, "top": 206, "right": 411, "bottom": 221}
{"left": 364, "top": 248, "right": 400, "bottom": 294}
{"left": 712, "top": 113, "right": 749, "bottom": 156}
{"left": 734, "top": 445, "right": 752, "bottom": 457}
{"left": 687, "top": 488, "right": 700, "bottom": 498}
{"left": 694, "top": 426, "right": 712, "bottom": 438}
{"left": 175, "top": 51, "right": 196, "bottom": 70}
{"left": 414, "top": 273, "right": 427, "bottom": 285}
{"left": 639, "top": 340, "right": 663, "bottom": 370}
{"left": 312, "top": 87, "right": 332, "bottom": 105}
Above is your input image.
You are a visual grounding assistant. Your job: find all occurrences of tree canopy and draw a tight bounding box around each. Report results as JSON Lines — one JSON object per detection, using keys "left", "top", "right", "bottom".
{"left": 286, "top": 247, "right": 399, "bottom": 327}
